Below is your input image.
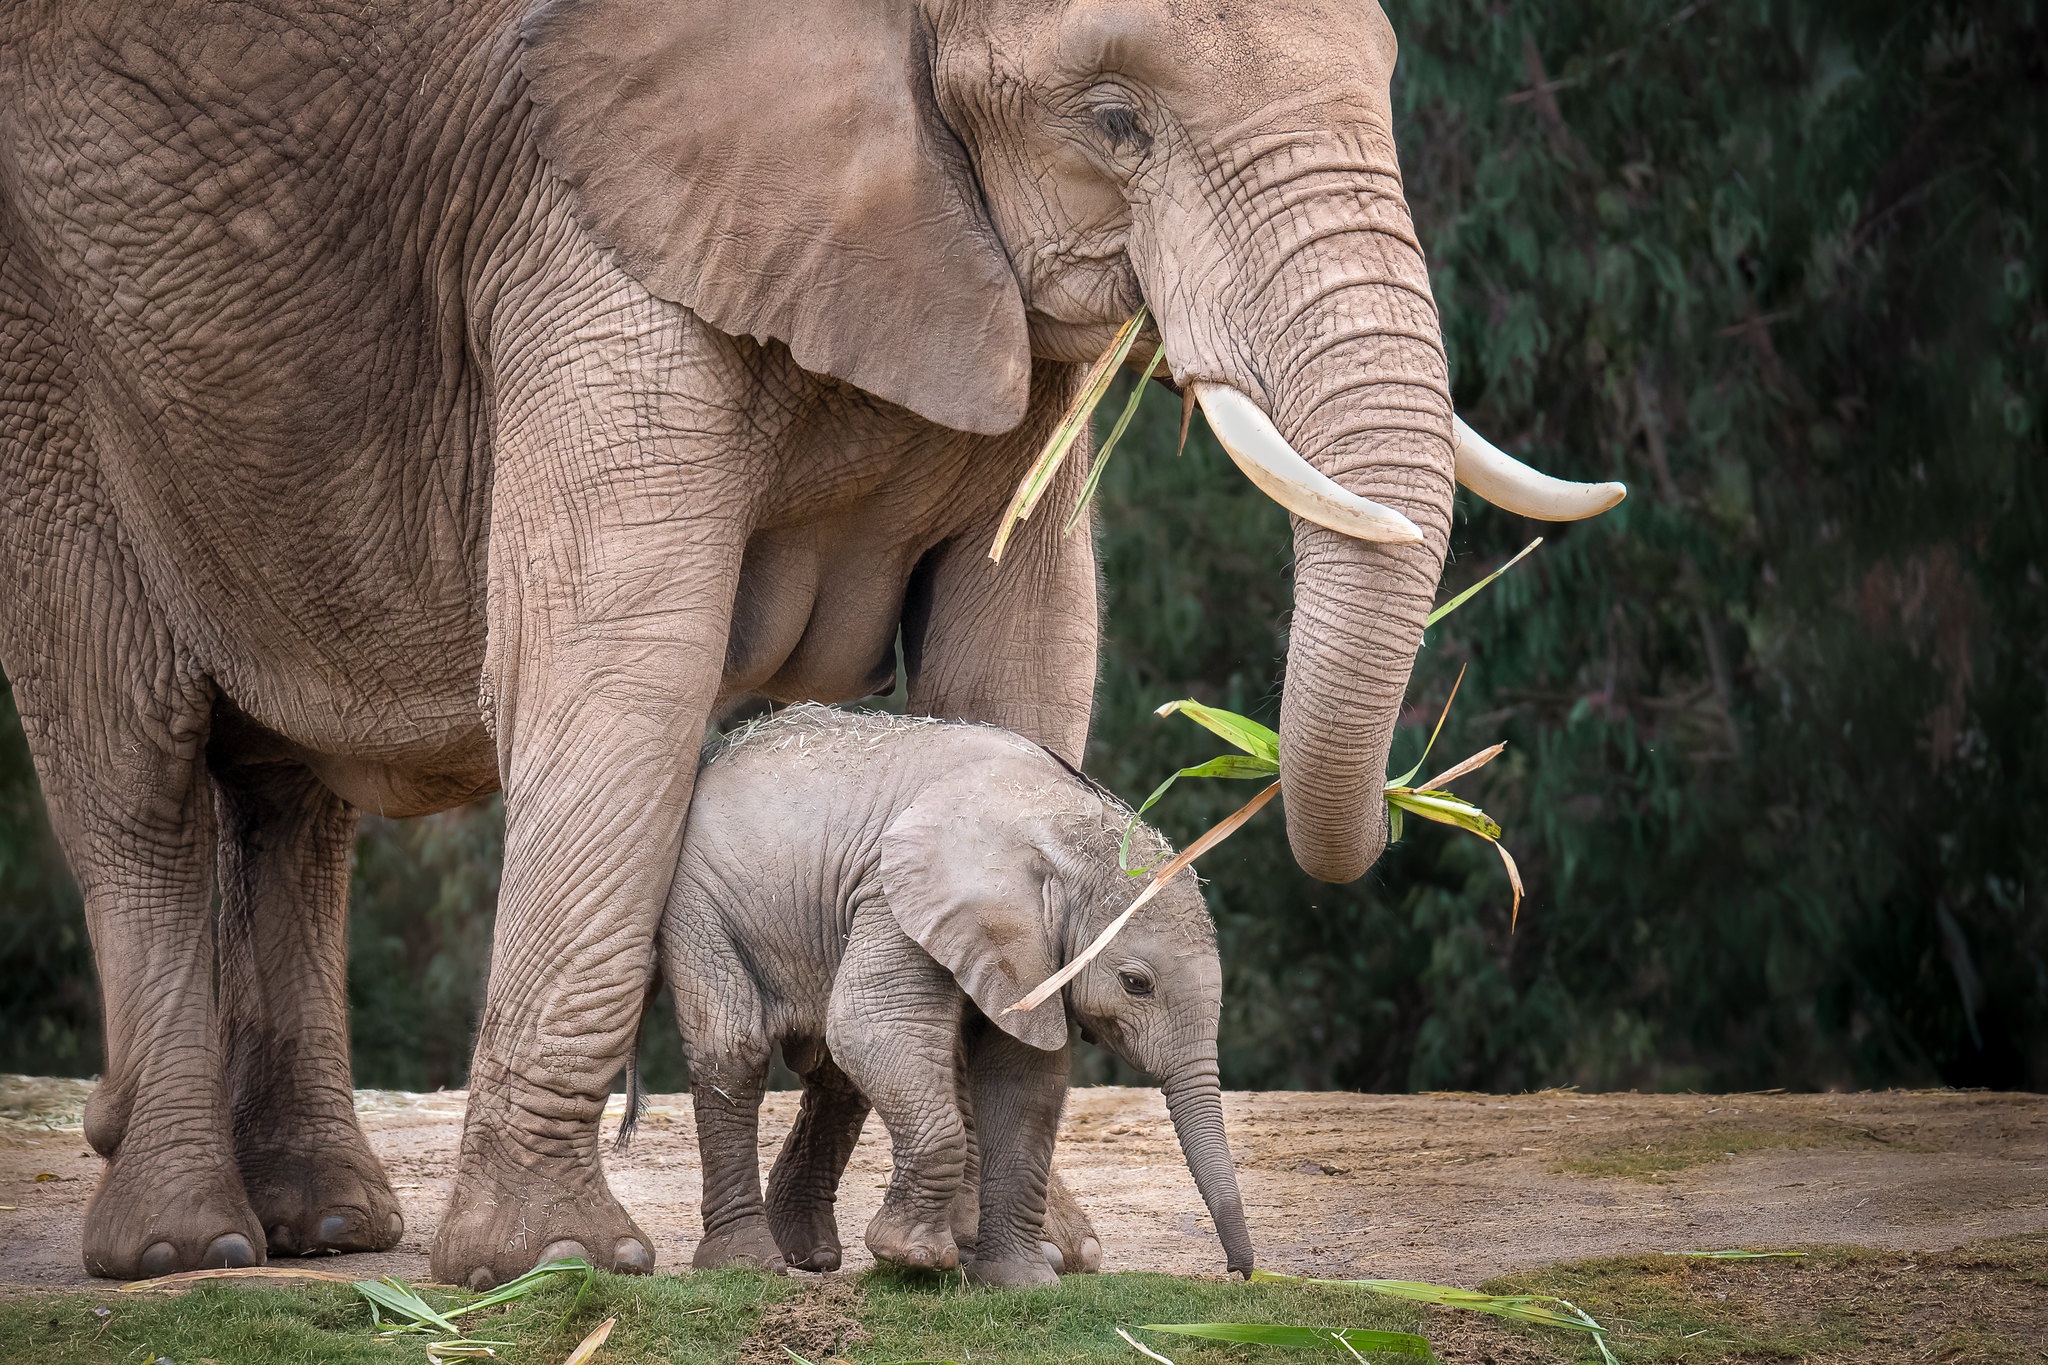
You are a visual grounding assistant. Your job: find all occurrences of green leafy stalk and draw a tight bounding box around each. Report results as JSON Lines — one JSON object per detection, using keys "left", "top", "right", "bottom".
{"left": 990, "top": 308, "right": 1149, "bottom": 562}
{"left": 1125, "top": 541, "right": 1541, "bottom": 903}
{"left": 1153, "top": 698, "right": 1280, "bottom": 764}
{"left": 355, "top": 1277, "right": 461, "bottom": 1335}
{"left": 1252, "top": 1270, "right": 1616, "bottom": 1364}
{"left": 1066, "top": 343, "right": 1168, "bottom": 534}
{"left": 1141, "top": 1322, "right": 1432, "bottom": 1357}
{"left": 1425, "top": 537, "right": 1543, "bottom": 628}
{"left": 355, "top": 1258, "right": 591, "bottom": 1342}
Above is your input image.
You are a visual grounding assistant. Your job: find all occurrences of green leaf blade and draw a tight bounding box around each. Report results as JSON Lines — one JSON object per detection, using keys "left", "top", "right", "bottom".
{"left": 1154, "top": 699, "right": 1280, "bottom": 764}
{"left": 1141, "top": 1323, "right": 1432, "bottom": 1357}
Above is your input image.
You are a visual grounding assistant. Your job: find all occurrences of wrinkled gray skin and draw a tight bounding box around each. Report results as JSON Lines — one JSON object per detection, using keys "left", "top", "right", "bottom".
{"left": 0, "top": 0, "right": 1450, "bottom": 1286}
{"left": 658, "top": 709, "right": 1250, "bottom": 1287}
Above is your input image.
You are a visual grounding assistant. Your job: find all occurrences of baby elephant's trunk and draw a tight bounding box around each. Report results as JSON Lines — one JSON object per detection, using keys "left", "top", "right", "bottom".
{"left": 1162, "top": 1061, "right": 1255, "bottom": 1276}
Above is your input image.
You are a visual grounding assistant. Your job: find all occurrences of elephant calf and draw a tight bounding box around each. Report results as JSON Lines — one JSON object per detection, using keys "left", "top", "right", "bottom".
{"left": 646, "top": 705, "right": 1253, "bottom": 1286}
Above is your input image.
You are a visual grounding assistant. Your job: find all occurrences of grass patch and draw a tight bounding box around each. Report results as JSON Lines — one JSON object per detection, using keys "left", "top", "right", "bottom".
{"left": 2, "top": 1237, "right": 2041, "bottom": 1364}
{"left": 1553, "top": 1118, "right": 1880, "bottom": 1182}
{"left": 1479, "top": 1234, "right": 2048, "bottom": 1362}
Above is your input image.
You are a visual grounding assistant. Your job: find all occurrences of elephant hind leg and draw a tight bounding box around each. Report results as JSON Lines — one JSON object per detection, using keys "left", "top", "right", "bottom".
{"left": 765, "top": 1041, "right": 869, "bottom": 1271}
{"left": 686, "top": 1043, "right": 784, "bottom": 1273}
{"left": 9, "top": 629, "right": 262, "bottom": 1276}
{"left": 212, "top": 757, "right": 401, "bottom": 1257}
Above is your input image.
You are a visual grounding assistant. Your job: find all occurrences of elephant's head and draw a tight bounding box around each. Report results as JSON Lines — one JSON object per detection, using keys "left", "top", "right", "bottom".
{"left": 521, "top": 0, "right": 1621, "bottom": 881}
{"left": 880, "top": 755, "right": 1252, "bottom": 1275}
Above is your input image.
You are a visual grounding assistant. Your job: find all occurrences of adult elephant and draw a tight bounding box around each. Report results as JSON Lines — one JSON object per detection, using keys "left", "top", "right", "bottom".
{"left": 0, "top": 0, "right": 1618, "bottom": 1285}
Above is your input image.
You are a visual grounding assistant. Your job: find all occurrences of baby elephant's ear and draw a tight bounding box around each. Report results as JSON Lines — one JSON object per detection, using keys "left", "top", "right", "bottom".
{"left": 879, "top": 794, "right": 1070, "bottom": 1053}
{"left": 519, "top": 0, "right": 1030, "bottom": 436}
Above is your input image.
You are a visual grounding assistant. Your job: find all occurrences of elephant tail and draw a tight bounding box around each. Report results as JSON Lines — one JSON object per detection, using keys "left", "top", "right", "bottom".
{"left": 612, "top": 963, "right": 664, "bottom": 1153}
{"left": 614, "top": 1050, "right": 648, "bottom": 1154}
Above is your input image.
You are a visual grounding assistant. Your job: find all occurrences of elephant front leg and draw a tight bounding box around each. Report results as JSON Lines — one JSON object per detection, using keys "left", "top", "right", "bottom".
{"left": 213, "top": 760, "right": 402, "bottom": 1258}
{"left": 828, "top": 915, "right": 970, "bottom": 1271}
{"left": 429, "top": 272, "right": 759, "bottom": 1287}
{"left": 961, "top": 1027, "right": 1071, "bottom": 1287}
{"left": 687, "top": 1052, "right": 785, "bottom": 1272}
{"left": 431, "top": 593, "right": 744, "bottom": 1286}
{"left": 765, "top": 1042, "right": 870, "bottom": 1272}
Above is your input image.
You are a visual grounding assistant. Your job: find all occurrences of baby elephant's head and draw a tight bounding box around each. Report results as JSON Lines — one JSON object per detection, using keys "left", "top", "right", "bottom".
{"left": 879, "top": 738, "right": 1253, "bottom": 1276}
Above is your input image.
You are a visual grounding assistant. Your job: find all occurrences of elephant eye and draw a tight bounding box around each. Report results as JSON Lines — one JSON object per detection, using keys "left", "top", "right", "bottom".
{"left": 1117, "top": 969, "right": 1154, "bottom": 997}
{"left": 1093, "top": 104, "right": 1149, "bottom": 153}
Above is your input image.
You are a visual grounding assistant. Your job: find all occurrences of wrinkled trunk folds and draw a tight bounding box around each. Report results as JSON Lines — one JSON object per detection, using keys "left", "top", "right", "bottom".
{"left": 1151, "top": 125, "right": 1455, "bottom": 882}
{"left": 1162, "top": 1062, "right": 1254, "bottom": 1275}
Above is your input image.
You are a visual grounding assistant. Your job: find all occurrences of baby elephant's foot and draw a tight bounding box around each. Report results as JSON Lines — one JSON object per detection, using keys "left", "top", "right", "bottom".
{"left": 965, "top": 1250, "right": 1058, "bottom": 1288}
{"left": 778, "top": 1235, "right": 844, "bottom": 1273}
{"left": 694, "top": 1217, "right": 788, "bottom": 1273}
{"left": 1041, "top": 1175, "right": 1103, "bottom": 1273}
{"left": 769, "top": 1200, "right": 844, "bottom": 1271}
{"left": 865, "top": 1206, "right": 959, "bottom": 1271}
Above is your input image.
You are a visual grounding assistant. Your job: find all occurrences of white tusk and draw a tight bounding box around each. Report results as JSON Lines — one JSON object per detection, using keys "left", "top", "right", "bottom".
{"left": 1453, "top": 416, "right": 1627, "bottom": 521}
{"left": 1192, "top": 383, "right": 1425, "bottom": 545}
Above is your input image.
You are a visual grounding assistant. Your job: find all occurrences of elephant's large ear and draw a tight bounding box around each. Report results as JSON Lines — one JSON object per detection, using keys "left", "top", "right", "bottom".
{"left": 520, "top": 0, "right": 1030, "bottom": 436}
{"left": 879, "top": 790, "right": 1070, "bottom": 1052}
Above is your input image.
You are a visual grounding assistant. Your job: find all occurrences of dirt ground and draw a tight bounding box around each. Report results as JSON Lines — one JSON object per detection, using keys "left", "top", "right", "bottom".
{"left": 2, "top": 1078, "right": 2043, "bottom": 1293}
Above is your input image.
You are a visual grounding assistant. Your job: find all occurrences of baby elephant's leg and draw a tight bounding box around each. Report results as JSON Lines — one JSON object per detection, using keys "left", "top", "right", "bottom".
{"left": 685, "top": 1043, "right": 782, "bottom": 1271}
{"left": 668, "top": 920, "right": 783, "bottom": 1272}
{"left": 765, "top": 1041, "right": 869, "bottom": 1271}
{"left": 962, "top": 1028, "right": 1070, "bottom": 1287}
{"left": 828, "top": 915, "right": 968, "bottom": 1271}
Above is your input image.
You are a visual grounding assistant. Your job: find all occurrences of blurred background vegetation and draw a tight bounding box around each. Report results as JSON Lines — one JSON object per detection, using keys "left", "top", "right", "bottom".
{"left": 2, "top": 0, "right": 2040, "bottom": 1093}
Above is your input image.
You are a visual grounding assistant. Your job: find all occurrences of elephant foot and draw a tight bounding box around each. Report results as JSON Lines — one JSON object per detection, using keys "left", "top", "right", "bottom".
{"left": 430, "top": 1162, "right": 654, "bottom": 1289}
{"left": 82, "top": 1144, "right": 265, "bottom": 1280}
{"left": 768, "top": 1199, "right": 844, "bottom": 1272}
{"left": 1041, "top": 1171, "right": 1102, "bottom": 1273}
{"left": 965, "top": 1250, "right": 1058, "bottom": 1288}
{"left": 865, "top": 1204, "right": 959, "bottom": 1271}
{"left": 694, "top": 1216, "right": 788, "bottom": 1273}
{"left": 238, "top": 1119, "right": 404, "bottom": 1257}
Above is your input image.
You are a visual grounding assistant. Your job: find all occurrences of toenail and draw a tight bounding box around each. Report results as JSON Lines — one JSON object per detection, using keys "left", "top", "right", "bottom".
{"left": 317, "top": 1214, "right": 350, "bottom": 1246}
{"left": 612, "top": 1238, "right": 653, "bottom": 1274}
{"left": 538, "top": 1239, "right": 588, "bottom": 1267}
{"left": 1040, "top": 1240, "right": 1064, "bottom": 1272}
{"left": 811, "top": 1249, "right": 841, "bottom": 1272}
{"left": 203, "top": 1234, "right": 258, "bottom": 1270}
{"left": 1078, "top": 1236, "right": 1102, "bottom": 1272}
{"left": 386, "top": 1212, "right": 405, "bottom": 1241}
{"left": 139, "top": 1242, "right": 180, "bottom": 1279}
{"left": 467, "top": 1267, "right": 496, "bottom": 1291}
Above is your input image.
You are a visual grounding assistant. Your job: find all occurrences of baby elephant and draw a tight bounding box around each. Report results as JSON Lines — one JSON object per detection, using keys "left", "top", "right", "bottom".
{"left": 653, "top": 706, "right": 1254, "bottom": 1287}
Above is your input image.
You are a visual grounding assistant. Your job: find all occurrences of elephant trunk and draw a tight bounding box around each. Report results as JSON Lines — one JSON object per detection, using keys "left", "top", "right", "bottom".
{"left": 1274, "top": 295, "right": 1453, "bottom": 881}
{"left": 1149, "top": 131, "right": 1455, "bottom": 883}
{"left": 1161, "top": 1055, "right": 1254, "bottom": 1276}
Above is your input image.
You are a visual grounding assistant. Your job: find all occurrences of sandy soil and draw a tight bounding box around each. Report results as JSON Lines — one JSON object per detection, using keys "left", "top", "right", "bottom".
{"left": 2, "top": 1078, "right": 2042, "bottom": 1291}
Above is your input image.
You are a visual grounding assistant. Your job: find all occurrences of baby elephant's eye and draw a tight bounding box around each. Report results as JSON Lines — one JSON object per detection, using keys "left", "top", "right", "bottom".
{"left": 1117, "top": 969, "right": 1154, "bottom": 997}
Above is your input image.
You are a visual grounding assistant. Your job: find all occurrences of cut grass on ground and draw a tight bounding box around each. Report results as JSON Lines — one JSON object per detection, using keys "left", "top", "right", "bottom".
{"left": 1, "top": 1235, "right": 2041, "bottom": 1364}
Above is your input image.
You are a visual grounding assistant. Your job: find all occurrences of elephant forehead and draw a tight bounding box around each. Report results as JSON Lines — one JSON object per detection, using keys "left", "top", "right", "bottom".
{"left": 1020, "top": 0, "right": 1398, "bottom": 119}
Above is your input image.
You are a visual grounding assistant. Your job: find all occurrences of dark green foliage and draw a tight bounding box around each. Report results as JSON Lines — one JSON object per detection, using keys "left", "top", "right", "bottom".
{"left": 1083, "top": 0, "right": 2046, "bottom": 1091}
{"left": 1, "top": 0, "right": 2041, "bottom": 1093}
{"left": 0, "top": 677, "right": 93, "bottom": 1075}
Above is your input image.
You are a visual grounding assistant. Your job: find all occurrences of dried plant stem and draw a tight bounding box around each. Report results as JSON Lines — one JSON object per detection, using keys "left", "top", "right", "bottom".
{"left": 1009, "top": 780, "right": 1280, "bottom": 1013}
